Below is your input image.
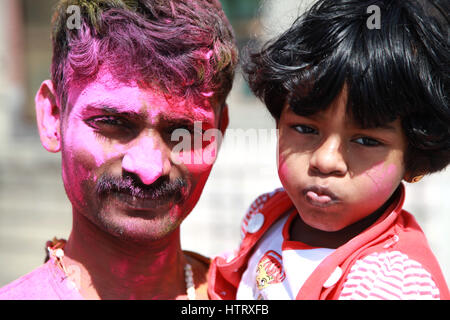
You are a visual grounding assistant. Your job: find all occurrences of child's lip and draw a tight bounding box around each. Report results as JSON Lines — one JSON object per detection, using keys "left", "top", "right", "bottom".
{"left": 302, "top": 185, "right": 340, "bottom": 207}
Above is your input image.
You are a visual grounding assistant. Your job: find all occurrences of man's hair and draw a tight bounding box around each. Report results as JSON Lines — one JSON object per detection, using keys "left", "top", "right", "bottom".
{"left": 244, "top": 0, "right": 449, "bottom": 176}
{"left": 51, "top": 0, "right": 238, "bottom": 109}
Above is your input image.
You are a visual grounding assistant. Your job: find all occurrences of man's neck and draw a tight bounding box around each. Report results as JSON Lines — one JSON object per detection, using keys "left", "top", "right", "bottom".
{"left": 63, "top": 213, "right": 188, "bottom": 300}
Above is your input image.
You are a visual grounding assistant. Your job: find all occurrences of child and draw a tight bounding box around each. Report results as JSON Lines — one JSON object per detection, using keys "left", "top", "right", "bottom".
{"left": 208, "top": 0, "right": 449, "bottom": 299}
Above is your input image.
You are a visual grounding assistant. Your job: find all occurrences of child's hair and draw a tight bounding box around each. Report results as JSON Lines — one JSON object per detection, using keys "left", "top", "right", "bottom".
{"left": 244, "top": 0, "right": 449, "bottom": 177}
{"left": 51, "top": 0, "right": 238, "bottom": 109}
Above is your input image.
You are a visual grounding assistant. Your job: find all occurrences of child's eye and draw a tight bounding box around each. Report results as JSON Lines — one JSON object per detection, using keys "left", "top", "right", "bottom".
{"left": 353, "top": 137, "right": 382, "bottom": 147}
{"left": 293, "top": 125, "right": 318, "bottom": 135}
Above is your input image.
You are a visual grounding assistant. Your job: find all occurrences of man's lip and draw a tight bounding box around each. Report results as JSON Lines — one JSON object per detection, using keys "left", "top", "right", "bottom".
{"left": 302, "top": 185, "right": 340, "bottom": 207}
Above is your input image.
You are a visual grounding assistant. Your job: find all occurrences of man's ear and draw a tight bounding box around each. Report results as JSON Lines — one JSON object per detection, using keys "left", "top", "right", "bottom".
{"left": 35, "top": 80, "right": 61, "bottom": 153}
{"left": 219, "top": 103, "right": 229, "bottom": 135}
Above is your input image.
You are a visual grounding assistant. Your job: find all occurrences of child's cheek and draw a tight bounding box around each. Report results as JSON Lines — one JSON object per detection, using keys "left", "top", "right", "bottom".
{"left": 277, "top": 157, "right": 290, "bottom": 187}
{"left": 365, "top": 163, "right": 399, "bottom": 195}
{"left": 276, "top": 147, "right": 299, "bottom": 180}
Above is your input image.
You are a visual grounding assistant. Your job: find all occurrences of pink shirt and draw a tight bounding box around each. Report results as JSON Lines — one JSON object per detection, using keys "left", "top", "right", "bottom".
{"left": 0, "top": 259, "right": 83, "bottom": 300}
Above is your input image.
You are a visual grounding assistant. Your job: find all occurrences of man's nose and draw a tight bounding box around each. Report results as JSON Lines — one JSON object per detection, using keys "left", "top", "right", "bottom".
{"left": 122, "top": 134, "right": 171, "bottom": 185}
{"left": 309, "top": 135, "right": 348, "bottom": 176}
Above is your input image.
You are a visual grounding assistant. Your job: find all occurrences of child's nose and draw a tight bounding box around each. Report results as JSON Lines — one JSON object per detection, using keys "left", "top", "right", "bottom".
{"left": 309, "top": 135, "right": 348, "bottom": 176}
{"left": 122, "top": 133, "right": 171, "bottom": 185}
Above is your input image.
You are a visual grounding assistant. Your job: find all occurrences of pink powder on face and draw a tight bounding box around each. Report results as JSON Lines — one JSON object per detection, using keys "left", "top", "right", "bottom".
{"left": 172, "top": 145, "right": 215, "bottom": 174}
{"left": 63, "top": 66, "right": 219, "bottom": 197}
{"left": 276, "top": 154, "right": 291, "bottom": 189}
{"left": 65, "top": 68, "right": 144, "bottom": 166}
{"left": 170, "top": 126, "right": 221, "bottom": 173}
{"left": 69, "top": 65, "right": 216, "bottom": 123}
{"left": 122, "top": 137, "right": 164, "bottom": 185}
{"left": 366, "top": 163, "right": 397, "bottom": 193}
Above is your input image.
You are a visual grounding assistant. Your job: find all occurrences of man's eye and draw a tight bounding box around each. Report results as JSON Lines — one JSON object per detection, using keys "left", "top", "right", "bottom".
{"left": 293, "top": 125, "right": 318, "bottom": 134}
{"left": 85, "top": 116, "right": 137, "bottom": 141}
{"left": 353, "top": 137, "right": 382, "bottom": 147}
{"left": 86, "top": 116, "right": 130, "bottom": 129}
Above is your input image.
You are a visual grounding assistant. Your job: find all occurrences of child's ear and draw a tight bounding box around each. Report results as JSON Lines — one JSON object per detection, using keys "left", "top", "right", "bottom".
{"left": 35, "top": 80, "right": 61, "bottom": 153}
{"left": 403, "top": 172, "right": 425, "bottom": 183}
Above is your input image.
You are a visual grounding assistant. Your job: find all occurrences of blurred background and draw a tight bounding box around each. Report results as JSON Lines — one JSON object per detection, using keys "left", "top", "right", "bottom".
{"left": 0, "top": 0, "right": 449, "bottom": 288}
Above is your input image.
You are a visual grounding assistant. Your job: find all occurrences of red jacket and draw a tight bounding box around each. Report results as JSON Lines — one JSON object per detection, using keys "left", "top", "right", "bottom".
{"left": 208, "top": 184, "right": 450, "bottom": 299}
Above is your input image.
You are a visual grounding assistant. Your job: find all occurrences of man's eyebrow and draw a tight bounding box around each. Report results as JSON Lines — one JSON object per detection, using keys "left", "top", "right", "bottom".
{"left": 83, "top": 103, "right": 215, "bottom": 125}
{"left": 159, "top": 113, "right": 214, "bottom": 125}
{"left": 83, "top": 104, "right": 142, "bottom": 118}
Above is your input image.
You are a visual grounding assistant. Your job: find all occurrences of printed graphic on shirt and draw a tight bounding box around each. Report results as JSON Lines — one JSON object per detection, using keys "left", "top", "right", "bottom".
{"left": 256, "top": 250, "right": 286, "bottom": 290}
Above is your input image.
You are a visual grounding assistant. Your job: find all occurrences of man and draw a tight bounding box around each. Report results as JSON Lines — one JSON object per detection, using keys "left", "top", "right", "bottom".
{"left": 0, "top": 0, "right": 237, "bottom": 300}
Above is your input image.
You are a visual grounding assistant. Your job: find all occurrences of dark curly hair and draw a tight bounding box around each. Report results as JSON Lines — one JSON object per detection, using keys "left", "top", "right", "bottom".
{"left": 51, "top": 0, "right": 238, "bottom": 110}
{"left": 244, "top": 0, "right": 449, "bottom": 177}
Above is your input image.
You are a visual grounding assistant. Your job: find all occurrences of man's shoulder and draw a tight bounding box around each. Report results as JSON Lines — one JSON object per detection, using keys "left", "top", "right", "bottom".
{"left": 0, "top": 261, "right": 60, "bottom": 300}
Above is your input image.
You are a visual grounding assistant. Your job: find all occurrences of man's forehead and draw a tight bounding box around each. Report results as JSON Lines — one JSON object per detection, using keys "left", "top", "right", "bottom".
{"left": 67, "top": 69, "right": 217, "bottom": 123}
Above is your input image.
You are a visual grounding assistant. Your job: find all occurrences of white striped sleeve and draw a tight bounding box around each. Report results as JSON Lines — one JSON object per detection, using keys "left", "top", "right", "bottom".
{"left": 339, "top": 251, "right": 440, "bottom": 300}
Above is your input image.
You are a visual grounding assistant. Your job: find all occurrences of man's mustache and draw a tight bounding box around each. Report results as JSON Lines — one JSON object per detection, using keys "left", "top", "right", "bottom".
{"left": 95, "top": 173, "right": 188, "bottom": 202}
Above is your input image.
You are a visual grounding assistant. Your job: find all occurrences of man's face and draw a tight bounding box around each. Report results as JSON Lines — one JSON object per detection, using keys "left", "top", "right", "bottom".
{"left": 58, "top": 68, "right": 225, "bottom": 241}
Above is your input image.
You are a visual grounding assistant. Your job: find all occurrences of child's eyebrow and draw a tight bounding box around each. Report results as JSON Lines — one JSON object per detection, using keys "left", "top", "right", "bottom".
{"left": 374, "top": 124, "right": 396, "bottom": 131}
{"left": 288, "top": 108, "right": 398, "bottom": 132}
{"left": 357, "top": 123, "right": 397, "bottom": 132}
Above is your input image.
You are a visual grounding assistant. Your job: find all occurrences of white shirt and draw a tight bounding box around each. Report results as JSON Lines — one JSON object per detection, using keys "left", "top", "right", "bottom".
{"left": 237, "top": 211, "right": 335, "bottom": 300}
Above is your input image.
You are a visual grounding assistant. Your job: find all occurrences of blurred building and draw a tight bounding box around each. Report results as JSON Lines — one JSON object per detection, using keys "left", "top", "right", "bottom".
{"left": 0, "top": 0, "right": 449, "bottom": 289}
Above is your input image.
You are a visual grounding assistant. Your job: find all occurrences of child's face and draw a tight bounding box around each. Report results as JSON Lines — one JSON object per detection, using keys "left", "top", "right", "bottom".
{"left": 277, "top": 89, "right": 407, "bottom": 232}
